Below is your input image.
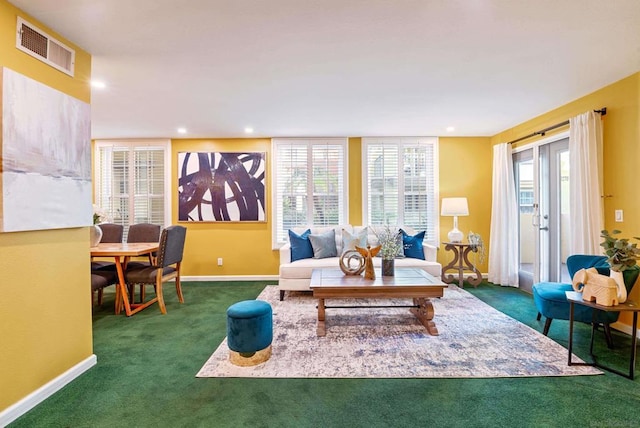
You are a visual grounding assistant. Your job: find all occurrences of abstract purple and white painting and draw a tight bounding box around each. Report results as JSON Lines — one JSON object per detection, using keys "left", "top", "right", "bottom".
{"left": 178, "top": 152, "right": 266, "bottom": 222}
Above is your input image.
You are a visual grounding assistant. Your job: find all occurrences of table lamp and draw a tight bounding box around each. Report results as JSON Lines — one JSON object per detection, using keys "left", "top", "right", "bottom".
{"left": 441, "top": 197, "right": 469, "bottom": 242}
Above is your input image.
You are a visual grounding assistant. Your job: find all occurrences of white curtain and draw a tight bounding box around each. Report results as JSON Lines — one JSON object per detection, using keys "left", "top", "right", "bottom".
{"left": 569, "top": 111, "right": 604, "bottom": 254}
{"left": 488, "top": 143, "right": 519, "bottom": 287}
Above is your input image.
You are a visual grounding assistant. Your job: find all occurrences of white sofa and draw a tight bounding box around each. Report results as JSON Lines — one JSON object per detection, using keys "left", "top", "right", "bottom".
{"left": 278, "top": 225, "right": 442, "bottom": 300}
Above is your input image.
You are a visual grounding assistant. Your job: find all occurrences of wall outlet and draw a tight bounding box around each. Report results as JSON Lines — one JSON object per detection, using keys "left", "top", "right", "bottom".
{"left": 615, "top": 209, "right": 623, "bottom": 222}
{"left": 217, "top": 257, "right": 223, "bottom": 266}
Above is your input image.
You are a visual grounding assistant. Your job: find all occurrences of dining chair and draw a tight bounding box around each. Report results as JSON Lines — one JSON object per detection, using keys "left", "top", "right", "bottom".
{"left": 125, "top": 223, "right": 162, "bottom": 301}
{"left": 124, "top": 225, "right": 187, "bottom": 314}
{"left": 91, "top": 223, "right": 124, "bottom": 271}
{"left": 91, "top": 270, "right": 118, "bottom": 306}
{"left": 100, "top": 223, "right": 125, "bottom": 243}
{"left": 126, "top": 223, "right": 161, "bottom": 266}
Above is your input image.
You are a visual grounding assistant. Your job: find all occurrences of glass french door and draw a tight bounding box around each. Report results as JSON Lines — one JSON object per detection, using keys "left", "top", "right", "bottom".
{"left": 514, "top": 138, "right": 570, "bottom": 292}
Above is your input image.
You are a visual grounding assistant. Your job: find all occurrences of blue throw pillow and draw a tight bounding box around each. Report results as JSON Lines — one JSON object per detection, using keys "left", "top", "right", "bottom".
{"left": 401, "top": 229, "right": 425, "bottom": 260}
{"left": 289, "top": 229, "right": 314, "bottom": 262}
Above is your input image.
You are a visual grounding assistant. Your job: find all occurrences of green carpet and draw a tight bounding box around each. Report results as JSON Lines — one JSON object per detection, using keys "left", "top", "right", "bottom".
{"left": 9, "top": 281, "right": 640, "bottom": 428}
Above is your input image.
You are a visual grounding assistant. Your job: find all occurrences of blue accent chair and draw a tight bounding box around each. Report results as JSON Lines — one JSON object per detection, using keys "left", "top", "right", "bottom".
{"left": 532, "top": 254, "right": 640, "bottom": 347}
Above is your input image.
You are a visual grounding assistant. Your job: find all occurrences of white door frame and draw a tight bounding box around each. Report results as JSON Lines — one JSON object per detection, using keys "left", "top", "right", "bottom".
{"left": 512, "top": 131, "right": 569, "bottom": 285}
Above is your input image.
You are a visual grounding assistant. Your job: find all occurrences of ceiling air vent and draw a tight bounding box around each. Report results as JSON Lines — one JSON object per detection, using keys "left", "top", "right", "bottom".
{"left": 16, "top": 17, "right": 75, "bottom": 77}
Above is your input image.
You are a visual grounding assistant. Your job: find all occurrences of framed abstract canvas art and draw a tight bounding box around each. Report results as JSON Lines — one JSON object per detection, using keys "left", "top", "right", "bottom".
{"left": 178, "top": 152, "right": 266, "bottom": 222}
{"left": 0, "top": 67, "right": 92, "bottom": 232}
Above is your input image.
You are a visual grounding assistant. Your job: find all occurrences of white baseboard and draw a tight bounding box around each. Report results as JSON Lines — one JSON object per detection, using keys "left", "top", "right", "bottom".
{"left": 181, "top": 275, "right": 279, "bottom": 282}
{"left": 610, "top": 321, "right": 640, "bottom": 339}
{"left": 0, "top": 354, "right": 96, "bottom": 427}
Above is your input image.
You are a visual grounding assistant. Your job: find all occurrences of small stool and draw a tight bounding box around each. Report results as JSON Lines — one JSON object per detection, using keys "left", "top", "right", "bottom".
{"left": 226, "top": 300, "right": 273, "bottom": 366}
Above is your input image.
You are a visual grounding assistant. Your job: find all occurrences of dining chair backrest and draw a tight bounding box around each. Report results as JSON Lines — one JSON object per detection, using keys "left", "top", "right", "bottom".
{"left": 157, "top": 225, "right": 187, "bottom": 268}
{"left": 98, "top": 223, "right": 124, "bottom": 243}
{"left": 127, "top": 223, "right": 161, "bottom": 243}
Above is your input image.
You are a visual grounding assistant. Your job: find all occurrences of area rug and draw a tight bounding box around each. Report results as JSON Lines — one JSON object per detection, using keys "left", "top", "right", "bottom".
{"left": 197, "top": 285, "right": 601, "bottom": 378}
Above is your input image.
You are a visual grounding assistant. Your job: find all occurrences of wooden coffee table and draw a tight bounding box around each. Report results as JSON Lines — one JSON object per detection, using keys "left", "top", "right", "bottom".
{"left": 309, "top": 267, "right": 447, "bottom": 337}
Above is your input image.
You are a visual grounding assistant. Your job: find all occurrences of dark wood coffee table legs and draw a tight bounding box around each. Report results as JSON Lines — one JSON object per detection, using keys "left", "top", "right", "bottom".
{"left": 317, "top": 298, "right": 326, "bottom": 336}
{"left": 316, "top": 297, "right": 439, "bottom": 337}
{"left": 410, "top": 297, "right": 439, "bottom": 336}
{"left": 311, "top": 268, "right": 446, "bottom": 338}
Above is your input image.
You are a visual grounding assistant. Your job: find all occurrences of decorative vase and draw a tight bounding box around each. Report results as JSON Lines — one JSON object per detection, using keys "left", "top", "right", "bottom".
{"left": 382, "top": 258, "right": 395, "bottom": 276}
{"left": 610, "top": 270, "right": 627, "bottom": 304}
{"left": 90, "top": 224, "right": 103, "bottom": 247}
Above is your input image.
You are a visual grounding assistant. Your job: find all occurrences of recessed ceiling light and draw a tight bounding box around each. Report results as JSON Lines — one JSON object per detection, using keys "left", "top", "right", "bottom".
{"left": 244, "top": 127, "right": 254, "bottom": 134}
{"left": 90, "top": 80, "right": 106, "bottom": 89}
{"left": 446, "top": 126, "right": 455, "bottom": 132}
{"left": 177, "top": 127, "right": 187, "bottom": 134}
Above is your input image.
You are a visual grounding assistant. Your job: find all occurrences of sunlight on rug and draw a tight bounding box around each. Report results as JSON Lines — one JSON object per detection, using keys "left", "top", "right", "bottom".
{"left": 197, "top": 285, "right": 601, "bottom": 378}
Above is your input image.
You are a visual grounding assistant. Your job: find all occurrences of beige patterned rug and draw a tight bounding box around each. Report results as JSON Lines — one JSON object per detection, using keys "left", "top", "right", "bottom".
{"left": 197, "top": 285, "right": 601, "bottom": 378}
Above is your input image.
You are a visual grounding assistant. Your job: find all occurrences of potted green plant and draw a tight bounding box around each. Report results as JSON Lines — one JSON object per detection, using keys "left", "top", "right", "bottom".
{"left": 599, "top": 229, "right": 640, "bottom": 303}
{"left": 373, "top": 226, "right": 402, "bottom": 276}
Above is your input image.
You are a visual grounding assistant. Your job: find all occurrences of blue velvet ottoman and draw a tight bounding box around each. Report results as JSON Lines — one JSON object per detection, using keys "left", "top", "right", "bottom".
{"left": 226, "top": 300, "right": 273, "bottom": 366}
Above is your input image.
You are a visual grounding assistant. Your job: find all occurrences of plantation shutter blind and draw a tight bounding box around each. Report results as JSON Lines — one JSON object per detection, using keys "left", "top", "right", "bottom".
{"left": 133, "top": 148, "right": 165, "bottom": 226}
{"left": 312, "top": 144, "right": 344, "bottom": 226}
{"left": 366, "top": 143, "right": 399, "bottom": 225}
{"left": 95, "top": 144, "right": 129, "bottom": 229}
{"left": 363, "top": 137, "right": 438, "bottom": 246}
{"left": 272, "top": 138, "right": 348, "bottom": 246}
{"left": 275, "top": 142, "right": 309, "bottom": 243}
{"left": 95, "top": 142, "right": 168, "bottom": 241}
{"left": 402, "top": 143, "right": 437, "bottom": 243}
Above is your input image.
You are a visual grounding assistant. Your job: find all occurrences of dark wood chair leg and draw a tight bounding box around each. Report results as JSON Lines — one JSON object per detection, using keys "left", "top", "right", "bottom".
{"left": 128, "top": 284, "right": 136, "bottom": 303}
{"left": 603, "top": 323, "right": 615, "bottom": 349}
{"left": 543, "top": 317, "right": 553, "bottom": 335}
{"left": 536, "top": 312, "right": 542, "bottom": 321}
{"left": 279, "top": 290, "right": 285, "bottom": 301}
{"left": 140, "top": 283, "right": 146, "bottom": 302}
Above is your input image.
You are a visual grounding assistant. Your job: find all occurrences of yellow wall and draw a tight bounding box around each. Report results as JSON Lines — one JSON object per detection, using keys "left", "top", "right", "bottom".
{"left": 174, "top": 136, "right": 493, "bottom": 276}
{"left": 439, "top": 137, "right": 493, "bottom": 272}
{"left": 0, "top": 0, "right": 93, "bottom": 412}
{"left": 492, "top": 71, "right": 640, "bottom": 327}
{"left": 348, "top": 137, "right": 363, "bottom": 226}
{"left": 172, "top": 139, "right": 279, "bottom": 276}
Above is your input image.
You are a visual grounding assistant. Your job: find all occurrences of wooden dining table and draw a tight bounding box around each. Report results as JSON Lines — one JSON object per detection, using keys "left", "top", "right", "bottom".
{"left": 90, "top": 242, "right": 159, "bottom": 316}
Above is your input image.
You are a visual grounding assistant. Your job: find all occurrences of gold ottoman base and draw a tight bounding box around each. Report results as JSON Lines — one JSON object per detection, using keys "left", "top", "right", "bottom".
{"left": 229, "top": 344, "right": 272, "bottom": 366}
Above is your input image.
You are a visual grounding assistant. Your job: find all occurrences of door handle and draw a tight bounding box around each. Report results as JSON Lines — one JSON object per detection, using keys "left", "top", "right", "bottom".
{"left": 539, "top": 214, "right": 549, "bottom": 231}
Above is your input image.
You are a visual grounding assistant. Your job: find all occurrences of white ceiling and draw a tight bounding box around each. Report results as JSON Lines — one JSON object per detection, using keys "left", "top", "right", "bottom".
{"left": 10, "top": 0, "right": 640, "bottom": 140}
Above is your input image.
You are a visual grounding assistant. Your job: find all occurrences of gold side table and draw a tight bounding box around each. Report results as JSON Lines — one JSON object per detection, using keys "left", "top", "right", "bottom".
{"left": 441, "top": 242, "right": 482, "bottom": 288}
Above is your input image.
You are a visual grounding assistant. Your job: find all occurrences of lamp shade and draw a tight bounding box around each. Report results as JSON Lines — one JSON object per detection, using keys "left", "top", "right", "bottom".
{"left": 441, "top": 197, "right": 469, "bottom": 216}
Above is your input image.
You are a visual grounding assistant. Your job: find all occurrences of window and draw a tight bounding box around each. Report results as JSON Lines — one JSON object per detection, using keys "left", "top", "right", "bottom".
{"left": 272, "top": 138, "right": 348, "bottom": 247}
{"left": 94, "top": 140, "right": 171, "bottom": 240}
{"left": 519, "top": 189, "right": 534, "bottom": 214}
{"left": 362, "top": 137, "right": 439, "bottom": 245}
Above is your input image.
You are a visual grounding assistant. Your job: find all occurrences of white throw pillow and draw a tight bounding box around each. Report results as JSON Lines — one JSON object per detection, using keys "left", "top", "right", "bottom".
{"left": 342, "top": 227, "right": 368, "bottom": 253}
